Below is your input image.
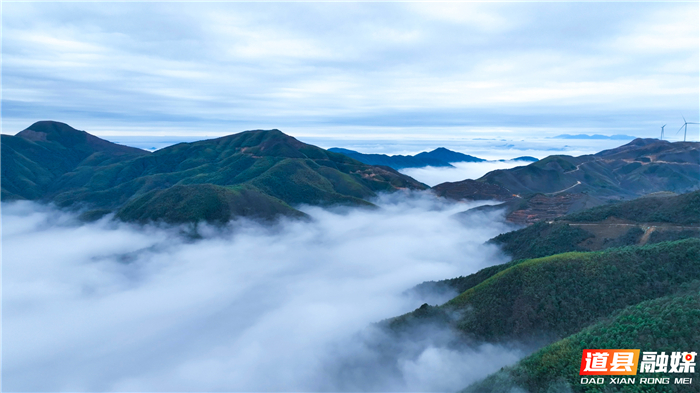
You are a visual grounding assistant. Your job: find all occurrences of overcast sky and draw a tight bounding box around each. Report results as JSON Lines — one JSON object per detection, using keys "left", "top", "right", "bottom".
{"left": 2, "top": 2, "right": 699, "bottom": 140}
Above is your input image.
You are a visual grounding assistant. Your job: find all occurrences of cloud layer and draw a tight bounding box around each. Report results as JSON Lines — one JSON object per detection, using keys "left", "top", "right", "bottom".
{"left": 3, "top": 193, "right": 521, "bottom": 391}
{"left": 400, "top": 160, "right": 535, "bottom": 186}
{"left": 2, "top": 2, "right": 698, "bottom": 139}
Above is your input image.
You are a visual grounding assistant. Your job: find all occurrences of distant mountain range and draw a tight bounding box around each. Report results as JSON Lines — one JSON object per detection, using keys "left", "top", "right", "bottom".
{"left": 328, "top": 147, "right": 538, "bottom": 170}
{"left": 328, "top": 147, "right": 484, "bottom": 169}
{"left": 435, "top": 138, "right": 700, "bottom": 224}
{"left": 1, "top": 121, "right": 426, "bottom": 223}
{"left": 4, "top": 121, "right": 697, "bottom": 226}
{"left": 552, "top": 133, "right": 636, "bottom": 140}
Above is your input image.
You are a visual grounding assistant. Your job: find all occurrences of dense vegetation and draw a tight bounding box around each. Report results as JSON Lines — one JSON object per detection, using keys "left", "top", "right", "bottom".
{"left": 410, "top": 258, "right": 525, "bottom": 302}
{"left": 489, "top": 221, "right": 594, "bottom": 260}
{"left": 115, "top": 184, "right": 306, "bottom": 224}
{"left": 464, "top": 289, "right": 700, "bottom": 392}
{"left": 390, "top": 239, "right": 700, "bottom": 343}
{"left": 1, "top": 121, "right": 426, "bottom": 223}
{"left": 476, "top": 138, "right": 699, "bottom": 199}
{"left": 0, "top": 121, "right": 147, "bottom": 200}
{"left": 564, "top": 191, "right": 700, "bottom": 225}
{"left": 399, "top": 192, "right": 700, "bottom": 392}
{"left": 488, "top": 191, "right": 700, "bottom": 261}
{"left": 432, "top": 139, "right": 698, "bottom": 224}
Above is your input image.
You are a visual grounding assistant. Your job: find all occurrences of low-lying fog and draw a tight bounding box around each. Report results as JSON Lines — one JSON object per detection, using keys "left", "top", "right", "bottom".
{"left": 400, "top": 160, "right": 534, "bottom": 187}
{"left": 3, "top": 192, "right": 525, "bottom": 391}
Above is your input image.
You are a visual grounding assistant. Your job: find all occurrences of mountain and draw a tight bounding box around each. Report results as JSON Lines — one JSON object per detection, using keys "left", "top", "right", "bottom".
{"left": 414, "top": 147, "right": 485, "bottom": 164}
{"left": 327, "top": 147, "right": 484, "bottom": 170}
{"left": 418, "top": 191, "right": 700, "bottom": 299}
{"left": 500, "top": 156, "right": 539, "bottom": 162}
{"left": 433, "top": 179, "right": 517, "bottom": 201}
{"left": 389, "top": 238, "right": 700, "bottom": 343}
{"left": 393, "top": 193, "right": 700, "bottom": 392}
{"left": 436, "top": 138, "right": 700, "bottom": 224}
{"left": 1, "top": 121, "right": 148, "bottom": 200}
{"left": 2, "top": 121, "right": 427, "bottom": 223}
{"left": 490, "top": 191, "right": 700, "bottom": 261}
{"left": 480, "top": 138, "right": 699, "bottom": 198}
{"left": 464, "top": 288, "right": 700, "bottom": 393}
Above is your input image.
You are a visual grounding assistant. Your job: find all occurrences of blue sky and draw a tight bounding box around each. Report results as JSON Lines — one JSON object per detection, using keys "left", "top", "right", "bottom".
{"left": 2, "top": 2, "right": 699, "bottom": 141}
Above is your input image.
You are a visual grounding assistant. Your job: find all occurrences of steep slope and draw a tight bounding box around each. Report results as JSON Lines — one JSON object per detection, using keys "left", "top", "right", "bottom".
{"left": 1, "top": 121, "right": 148, "bottom": 200}
{"left": 464, "top": 289, "right": 700, "bottom": 393}
{"left": 2, "top": 122, "right": 426, "bottom": 223}
{"left": 115, "top": 184, "right": 304, "bottom": 224}
{"left": 389, "top": 239, "right": 700, "bottom": 343}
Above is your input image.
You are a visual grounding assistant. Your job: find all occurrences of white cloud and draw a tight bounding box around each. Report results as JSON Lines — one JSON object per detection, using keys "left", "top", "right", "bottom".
{"left": 400, "top": 160, "right": 535, "bottom": 186}
{"left": 2, "top": 193, "right": 522, "bottom": 391}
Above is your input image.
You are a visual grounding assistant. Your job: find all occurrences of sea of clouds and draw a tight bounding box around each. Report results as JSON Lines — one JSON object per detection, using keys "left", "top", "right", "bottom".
{"left": 399, "top": 160, "right": 534, "bottom": 187}
{"left": 3, "top": 191, "right": 526, "bottom": 391}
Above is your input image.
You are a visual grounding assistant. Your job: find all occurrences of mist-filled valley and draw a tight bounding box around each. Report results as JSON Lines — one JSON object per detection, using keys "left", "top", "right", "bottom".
{"left": 2, "top": 192, "right": 528, "bottom": 391}
{"left": 2, "top": 1, "right": 699, "bottom": 391}
{"left": 399, "top": 160, "right": 535, "bottom": 187}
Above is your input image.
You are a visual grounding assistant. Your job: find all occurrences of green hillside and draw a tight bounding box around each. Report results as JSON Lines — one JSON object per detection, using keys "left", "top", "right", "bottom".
{"left": 490, "top": 191, "right": 700, "bottom": 261}
{"left": 477, "top": 139, "right": 699, "bottom": 199}
{"left": 401, "top": 194, "right": 700, "bottom": 392}
{"left": 464, "top": 289, "right": 700, "bottom": 393}
{"left": 389, "top": 239, "right": 700, "bottom": 343}
{"left": 564, "top": 191, "right": 700, "bottom": 225}
{"left": 1, "top": 121, "right": 426, "bottom": 223}
{"left": 436, "top": 138, "right": 699, "bottom": 224}
{"left": 115, "top": 184, "right": 305, "bottom": 224}
{"left": 1, "top": 121, "right": 147, "bottom": 200}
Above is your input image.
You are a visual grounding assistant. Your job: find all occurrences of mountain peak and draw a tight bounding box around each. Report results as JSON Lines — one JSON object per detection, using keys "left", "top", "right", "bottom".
{"left": 415, "top": 147, "right": 485, "bottom": 163}
{"left": 16, "top": 120, "right": 148, "bottom": 157}
{"left": 17, "top": 120, "right": 82, "bottom": 142}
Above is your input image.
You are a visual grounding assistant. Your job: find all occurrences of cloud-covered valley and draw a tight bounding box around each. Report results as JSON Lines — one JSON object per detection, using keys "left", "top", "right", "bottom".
{"left": 400, "top": 160, "right": 535, "bottom": 187}
{"left": 3, "top": 192, "right": 524, "bottom": 391}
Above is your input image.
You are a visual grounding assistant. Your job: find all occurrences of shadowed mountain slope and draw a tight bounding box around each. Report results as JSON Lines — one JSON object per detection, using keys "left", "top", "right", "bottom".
{"left": 1, "top": 121, "right": 148, "bottom": 200}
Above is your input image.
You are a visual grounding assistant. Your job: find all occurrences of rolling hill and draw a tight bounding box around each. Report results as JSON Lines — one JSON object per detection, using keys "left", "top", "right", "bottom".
{"left": 389, "top": 239, "right": 700, "bottom": 344}
{"left": 490, "top": 190, "right": 700, "bottom": 261}
{"left": 1, "top": 121, "right": 427, "bottom": 223}
{"left": 436, "top": 138, "right": 700, "bottom": 224}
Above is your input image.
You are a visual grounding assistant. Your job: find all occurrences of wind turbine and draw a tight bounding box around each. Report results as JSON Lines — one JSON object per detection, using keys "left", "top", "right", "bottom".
{"left": 660, "top": 124, "right": 666, "bottom": 140}
{"left": 677, "top": 116, "right": 699, "bottom": 142}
